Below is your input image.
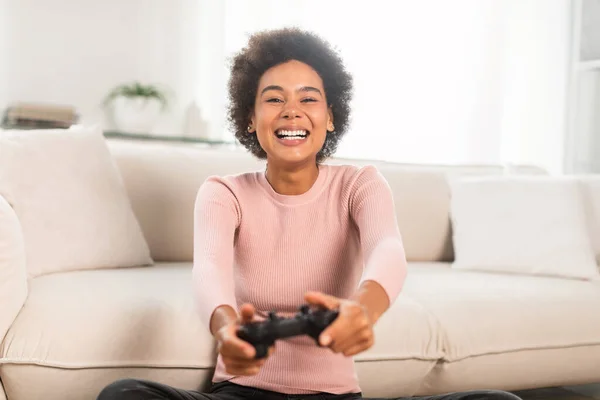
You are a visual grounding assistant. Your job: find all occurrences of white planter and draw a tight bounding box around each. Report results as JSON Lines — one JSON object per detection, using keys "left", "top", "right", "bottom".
{"left": 111, "top": 96, "right": 162, "bottom": 134}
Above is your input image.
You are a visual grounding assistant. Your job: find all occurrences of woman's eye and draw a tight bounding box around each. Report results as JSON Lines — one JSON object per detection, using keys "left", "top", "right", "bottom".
{"left": 301, "top": 98, "right": 317, "bottom": 103}
{"left": 266, "top": 98, "right": 283, "bottom": 103}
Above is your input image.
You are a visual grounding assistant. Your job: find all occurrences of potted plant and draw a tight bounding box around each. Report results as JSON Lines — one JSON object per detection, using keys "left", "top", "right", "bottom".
{"left": 103, "top": 82, "right": 169, "bottom": 134}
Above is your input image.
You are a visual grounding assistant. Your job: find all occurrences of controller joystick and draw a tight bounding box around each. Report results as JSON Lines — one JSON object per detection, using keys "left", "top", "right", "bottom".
{"left": 236, "top": 305, "right": 339, "bottom": 359}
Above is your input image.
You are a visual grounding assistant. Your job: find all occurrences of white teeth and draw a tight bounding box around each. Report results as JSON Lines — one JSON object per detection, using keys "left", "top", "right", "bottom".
{"left": 277, "top": 130, "right": 307, "bottom": 137}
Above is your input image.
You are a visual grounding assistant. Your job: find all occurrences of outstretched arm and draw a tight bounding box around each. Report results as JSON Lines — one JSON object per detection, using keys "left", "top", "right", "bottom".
{"left": 306, "top": 166, "right": 407, "bottom": 356}
{"left": 192, "top": 178, "right": 240, "bottom": 334}
{"left": 192, "top": 178, "right": 271, "bottom": 374}
{"left": 350, "top": 166, "right": 407, "bottom": 323}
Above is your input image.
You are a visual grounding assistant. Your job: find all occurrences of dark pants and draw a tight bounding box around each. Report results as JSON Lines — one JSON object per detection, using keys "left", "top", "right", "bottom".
{"left": 96, "top": 378, "right": 524, "bottom": 400}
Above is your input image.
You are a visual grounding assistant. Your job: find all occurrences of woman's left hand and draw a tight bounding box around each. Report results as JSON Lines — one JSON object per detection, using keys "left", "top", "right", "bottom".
{"left": 304, "top": 291, "right": 375, "bottom": 357}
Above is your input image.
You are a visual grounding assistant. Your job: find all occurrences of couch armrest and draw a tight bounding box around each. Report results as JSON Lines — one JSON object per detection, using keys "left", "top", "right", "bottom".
{"left": 0, "top": 194, "right": 28, "bottom": 349}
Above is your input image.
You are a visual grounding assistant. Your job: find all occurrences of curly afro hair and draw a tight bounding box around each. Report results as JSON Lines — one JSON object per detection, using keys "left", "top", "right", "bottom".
{"left": 227, "top": 27, "right": 353, "bottom": 163}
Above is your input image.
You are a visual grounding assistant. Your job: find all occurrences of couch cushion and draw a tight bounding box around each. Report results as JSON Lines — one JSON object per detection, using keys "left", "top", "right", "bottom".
{"left": 449, "top": 176, "right": 600, "bottom": 280}
{"left": 0, "top": 262, "right": 443, "bottom": 399}
{"left": 355, "top": 292, "right": 442, "bottom": 363}
{"left": 353, "top": 289, "right": 443, "bottom": 398}
{"left": 0, "top": 127, "right": 153, "bottom": 278}
{"left": 404, "top": 263, "right": 600, "bottom": 393}
{"left": 417, "top": 344, "right": 600, "bottom": 395}
{"left": 335, "top": 160, "right": 547, "bottom": 263}
{"left": 0, "top": 263, "right": 441, "bottom": 367}
{"left": 0, "top": 263, "right": 214, "bottom": 370}
{"left": 107, "top": 139, "right": 547, "bottom": 263}
{"left": 106, "top": 140, "right": 266, "bottom": 262}
{"left": 0, "top": 195, "right": 27, "bottom": 346}
{"left": 401, "top": 263, "right": 600, "bottom": 362}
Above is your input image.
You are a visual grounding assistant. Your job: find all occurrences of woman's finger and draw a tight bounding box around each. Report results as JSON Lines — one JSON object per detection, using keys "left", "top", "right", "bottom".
{"left": 332, "top": 327, "right": 372, "bottom": 353}
{"left": 304, "top": 291, "right": 340, "bottom": 310}
{"left": 319, "top": 307, "right": 366, "bottom": 347}
{"left": 330, "top": 313, "right": 371, "bottom": 350}
{"left": 220, "top": 336, "right": 256, "bottom": 360}
{"left": 341, "top": 337, "right": 374, "bottom": 357}
{"left": 327, "top": 323, "right": 358, "bottom": 351}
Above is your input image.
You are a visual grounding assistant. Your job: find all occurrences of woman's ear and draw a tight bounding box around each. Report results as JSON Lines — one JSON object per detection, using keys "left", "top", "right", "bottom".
{"left": 327, "top": 107, "right": 335, "bottom": 132}
{"left": 247, "top": 114, "right": 256, "bottom": 133}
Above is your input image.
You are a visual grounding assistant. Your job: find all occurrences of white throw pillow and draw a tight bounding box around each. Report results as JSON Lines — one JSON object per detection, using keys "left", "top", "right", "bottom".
{"left": 449, "top": 176, "right": 599, "bottom": 280}
{"left": 0, "top": 126, "right": 153, "bottom": 278}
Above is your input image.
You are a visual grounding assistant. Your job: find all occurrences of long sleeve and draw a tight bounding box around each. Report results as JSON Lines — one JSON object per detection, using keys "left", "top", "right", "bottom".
{"left": 349, "top": 166, "right": 407, "bottom": 305}
{"left": 192, "top": 177, "right": 240, "bottom": 331}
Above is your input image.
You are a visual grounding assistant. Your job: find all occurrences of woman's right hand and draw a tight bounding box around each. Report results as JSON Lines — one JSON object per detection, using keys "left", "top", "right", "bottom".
{"left": 214, "top": 303, "right": 275, "bottom": 376}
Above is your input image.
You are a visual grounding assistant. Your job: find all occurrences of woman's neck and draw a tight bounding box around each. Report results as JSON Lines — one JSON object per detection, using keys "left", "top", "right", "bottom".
{"left": 265, "top": 161, "right": 320, "bottom": 196}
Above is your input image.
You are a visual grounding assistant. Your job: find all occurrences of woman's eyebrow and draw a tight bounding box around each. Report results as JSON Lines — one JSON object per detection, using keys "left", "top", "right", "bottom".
{"left": 298, "top": 86, "right": 322, "bottom": 96}
{"left": 260, "top": 85, "right": 322, "bottom": 96}
{"left": 260, "top": 85, "right": 283, "bottom": 95}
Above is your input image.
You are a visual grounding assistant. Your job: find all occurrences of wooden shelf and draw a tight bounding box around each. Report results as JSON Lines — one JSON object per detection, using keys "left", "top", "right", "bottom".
{"left": 103, "top": 130, "right": 236, "bottom": 145}
{"left": 1, "top": 126, "right": 238, "bottom": 147}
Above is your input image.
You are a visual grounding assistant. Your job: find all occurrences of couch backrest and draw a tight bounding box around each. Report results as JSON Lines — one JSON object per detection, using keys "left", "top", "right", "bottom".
{"left": 107, "top": 140, "right": 546, "bottom": 263}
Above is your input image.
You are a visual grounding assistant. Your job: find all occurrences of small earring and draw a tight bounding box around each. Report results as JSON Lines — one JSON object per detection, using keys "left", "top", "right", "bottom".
{"left": 247, "top": 125, "right": 253, "bottom": 132}
{"left": 327, "top": 123, "right": 335, "bottom": 132}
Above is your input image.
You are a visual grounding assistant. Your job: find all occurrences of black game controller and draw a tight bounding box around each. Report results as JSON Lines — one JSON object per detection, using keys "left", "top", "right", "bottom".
{"left": 236, "top": 305, "right": 339, "bottom": 359}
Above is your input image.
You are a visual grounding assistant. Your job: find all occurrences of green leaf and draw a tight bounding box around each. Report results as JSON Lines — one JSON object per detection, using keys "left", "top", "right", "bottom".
{"left": 103, "top": 81, "right": 169, "bottom": 110}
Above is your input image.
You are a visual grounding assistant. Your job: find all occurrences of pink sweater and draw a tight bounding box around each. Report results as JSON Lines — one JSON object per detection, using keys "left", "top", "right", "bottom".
{"left": 192, "top": 163, "right": 407, "bottom": 395}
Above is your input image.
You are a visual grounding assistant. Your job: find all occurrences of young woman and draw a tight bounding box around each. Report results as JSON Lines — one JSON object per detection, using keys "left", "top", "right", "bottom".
{"left": 97, "top": 28, "right": 522, "bottom": 400}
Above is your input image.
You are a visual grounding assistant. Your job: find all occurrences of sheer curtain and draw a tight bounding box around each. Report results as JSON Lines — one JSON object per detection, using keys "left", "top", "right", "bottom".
{"left": 196, "top": 0, "right": 571, "bottom": 173}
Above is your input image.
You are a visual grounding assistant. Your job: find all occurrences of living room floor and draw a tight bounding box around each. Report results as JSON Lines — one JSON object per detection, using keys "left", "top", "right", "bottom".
{"left": 513, "top": 384, "right": 600, "bottom": 400}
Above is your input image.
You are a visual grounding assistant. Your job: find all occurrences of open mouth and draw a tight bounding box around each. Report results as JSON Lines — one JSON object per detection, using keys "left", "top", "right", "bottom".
{"left": 275, "top": 129, "right": 309, "bottom": 140}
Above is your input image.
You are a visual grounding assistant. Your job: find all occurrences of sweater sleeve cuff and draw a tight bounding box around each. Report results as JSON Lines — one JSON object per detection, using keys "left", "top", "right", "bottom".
{"left": 359, "top": 237, "right": 407, "bottom": 305}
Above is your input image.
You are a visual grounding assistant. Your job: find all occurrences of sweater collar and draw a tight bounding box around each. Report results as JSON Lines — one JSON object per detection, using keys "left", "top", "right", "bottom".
{"left": 257, "top": 164, "right": 329, "bottom": 205}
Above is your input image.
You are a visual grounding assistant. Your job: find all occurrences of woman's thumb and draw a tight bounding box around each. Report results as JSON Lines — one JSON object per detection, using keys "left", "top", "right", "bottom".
{"left": 239, "top": 303, "right": 256, "bottom": 323}
{"left": 304, "top": 291, "right": 339, "bottom": 310}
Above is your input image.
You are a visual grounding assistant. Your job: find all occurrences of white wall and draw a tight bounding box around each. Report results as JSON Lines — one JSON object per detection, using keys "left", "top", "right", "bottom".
{"left": 2, "top": 0, "right": 201, "bottom": 135}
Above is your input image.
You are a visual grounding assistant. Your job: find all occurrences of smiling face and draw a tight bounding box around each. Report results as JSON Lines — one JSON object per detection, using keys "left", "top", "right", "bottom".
{"left": 249, "top": 60, "right": 334, "bottom": 168}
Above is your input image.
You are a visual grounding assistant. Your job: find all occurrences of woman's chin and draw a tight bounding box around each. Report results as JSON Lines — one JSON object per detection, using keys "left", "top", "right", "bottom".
{"left": 267, "top": 148, "right": 320, "bottom": 167}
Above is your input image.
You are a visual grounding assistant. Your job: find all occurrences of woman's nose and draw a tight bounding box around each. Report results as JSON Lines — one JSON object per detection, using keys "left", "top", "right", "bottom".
{"left": 281, "top": 105, "right": 301, "bottom": 119}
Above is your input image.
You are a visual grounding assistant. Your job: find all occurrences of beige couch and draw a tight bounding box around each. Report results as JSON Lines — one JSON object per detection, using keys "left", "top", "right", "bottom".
{"left": 1, "top": 139, "right": 600, "bottom": 400}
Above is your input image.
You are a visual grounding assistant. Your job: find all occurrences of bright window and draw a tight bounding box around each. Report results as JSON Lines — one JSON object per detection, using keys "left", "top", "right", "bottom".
{"left": 196, "top": 0, "right": 571, "bottom": 172}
